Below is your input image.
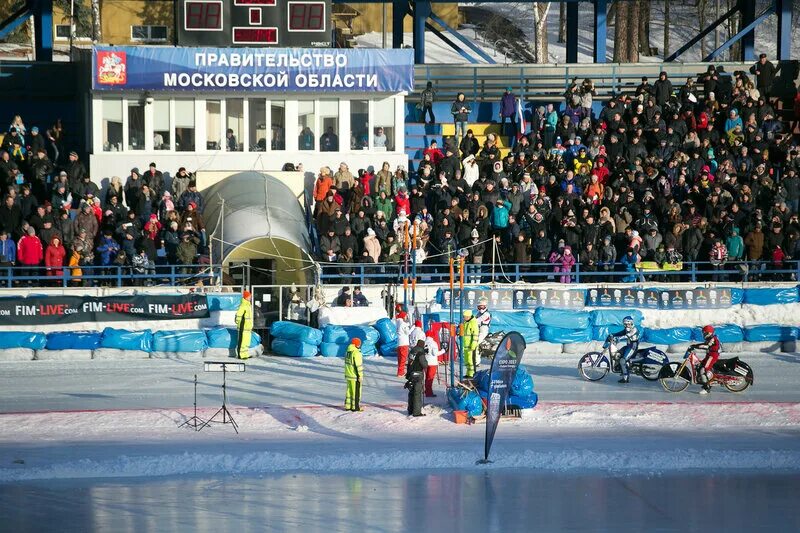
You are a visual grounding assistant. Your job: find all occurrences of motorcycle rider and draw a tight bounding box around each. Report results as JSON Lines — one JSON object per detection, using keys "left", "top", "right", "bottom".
{"left": 608, "top": 316, "right": 640, "bottom": 384}
{"left": 691, "top": 325, "right": 721, "bottom": 394}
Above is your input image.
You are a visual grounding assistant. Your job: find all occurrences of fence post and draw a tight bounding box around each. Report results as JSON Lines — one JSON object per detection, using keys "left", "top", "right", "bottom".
{"left": 690, "top": 262, "right": 697, "bottom": 283}
{"left": 575, "top": 262, "right": 580, "bottom": 283}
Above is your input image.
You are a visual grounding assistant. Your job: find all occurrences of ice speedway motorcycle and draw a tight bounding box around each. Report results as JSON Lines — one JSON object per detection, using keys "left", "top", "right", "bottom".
{"left": 578, "top": 338, "right": 667, "bottom": 382}
{"left": 659, "top": 346, "right": 754, "bottom": 393}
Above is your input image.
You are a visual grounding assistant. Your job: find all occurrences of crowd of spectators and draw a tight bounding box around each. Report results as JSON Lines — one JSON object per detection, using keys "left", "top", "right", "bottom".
{"left": 314, "top": 54, "right": 800, "bottom": 282}
{"left": 0, "top": 117, "right": 207, "bottom": 285}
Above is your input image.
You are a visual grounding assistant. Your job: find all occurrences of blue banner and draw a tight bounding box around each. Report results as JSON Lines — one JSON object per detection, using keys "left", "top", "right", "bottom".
{"left": 483, "top": 332, "right": 526, "bottom": 463}
{"left": 92, "top": 46, "right": 415, "bottom": 93}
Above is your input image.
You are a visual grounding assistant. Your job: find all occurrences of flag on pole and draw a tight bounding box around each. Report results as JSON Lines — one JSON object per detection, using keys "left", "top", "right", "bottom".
{"left": 516, "top": 98, "right": 527, "bottom": 140}
{"left": 482, "top": 331, "right": 526, "bottom": 463}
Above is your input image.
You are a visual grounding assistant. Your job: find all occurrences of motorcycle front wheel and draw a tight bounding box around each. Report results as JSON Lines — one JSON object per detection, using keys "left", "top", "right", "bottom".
{"left": 660, "top": 362, "right": 691, "bottom": 393}
{"left": 578, "top": 352, "right": 610, "bottom": 381}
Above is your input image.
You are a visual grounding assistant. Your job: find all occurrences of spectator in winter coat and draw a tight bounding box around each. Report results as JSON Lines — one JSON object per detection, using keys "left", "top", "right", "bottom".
{"left": 598, "top": 235, "right": 616, "bottom": 271}
{"left": 499, "top": 87, "right": 517, "bottom": 134}
{"left": 17, "top": 226, "right": 43, "bottom": 280}
{"left": 726, "top": 227, "right": 744, "bottom": 260}
{"left": 750, "top": 53, "right": 777, "bottom": 99}
{"left": 419, "top": 81, "right": 436, "bottom": 124}
{"left": 170, "top": 167, "right": 192, "bottom": 201}
{"left": 652, "top": 72, "right": 673, "bottom": 107}
{"left": 709, "top": 240, "right": 728, "bottom": 280}
{"left": 363, "top": 228, "right": 381, "bottom": 263}
{"left": 177, "top": 231, "right": 200, "bottom": 274}
{"left": 451, "top": 93, "right": 471, "bottom": 140}
{"left": 177, "top": 182, "right": 204, "bottom": 213}
{"left": 745, "top": 224, "right": 765, "bottom": 260}
{"left": 95, "top": 231, "right": 120, "bottom": 266}
{"left": 621, "top": 248, "right": 641, "bottom": 283}
{"left": 73, "top": 203, "right": 99, "bottom": 242}
{"left": 0, "top": 230, "right": 16, "bottom": 266}
{"left": 44, "top": 234, "right": 66, "bottom": 279}
{"left": 460, "top": 131, "right": 479, "bottom": 159}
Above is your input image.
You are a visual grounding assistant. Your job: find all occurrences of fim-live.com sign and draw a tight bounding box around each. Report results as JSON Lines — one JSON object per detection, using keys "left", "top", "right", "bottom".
{"left": 92, "top": 46, "right": 415, "bottom": 93}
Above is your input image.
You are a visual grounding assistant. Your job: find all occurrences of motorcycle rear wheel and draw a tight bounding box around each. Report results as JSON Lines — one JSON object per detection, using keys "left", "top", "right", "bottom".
{"left": 578, "top": 352, "right": 610, "bottom": 381}
{"left": 640, "top": 363, "right": 662, "bottom": 381}
{"left": 660, "top": 362, "right": 691, "bottom": 393}
{"left": 724, "top": 376, "right": 751, "bottom": 393}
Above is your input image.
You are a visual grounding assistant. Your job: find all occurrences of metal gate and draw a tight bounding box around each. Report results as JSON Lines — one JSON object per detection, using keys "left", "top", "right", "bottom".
{"left": 250, "top": 284, "right": 317, "bottom": 340}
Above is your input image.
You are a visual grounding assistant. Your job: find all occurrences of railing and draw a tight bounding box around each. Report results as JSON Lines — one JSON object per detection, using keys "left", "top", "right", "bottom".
{"left": 0, "top": 264, "right": 221, "bottom": 288}
{"left": 320, "top": 260, "right": 800, "bottom": 286}
{"left": 412, "top": 61, "right": 749, "bottom": 103}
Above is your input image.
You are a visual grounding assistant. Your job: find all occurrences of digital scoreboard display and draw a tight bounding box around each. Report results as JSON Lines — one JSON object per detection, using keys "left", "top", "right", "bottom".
{"left": 178, "top": 0, "right": 331, "bottom": 47}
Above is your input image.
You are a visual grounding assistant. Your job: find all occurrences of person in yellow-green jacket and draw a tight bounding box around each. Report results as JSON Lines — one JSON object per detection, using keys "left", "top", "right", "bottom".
{"left": 235, "top": 290, "right": 253, "bottom": 359}
{"left": 345, "top": 337, "right": 364, "bottom": 411}
{"left": 461, "top": 309, "right": 479, "bottom": 378}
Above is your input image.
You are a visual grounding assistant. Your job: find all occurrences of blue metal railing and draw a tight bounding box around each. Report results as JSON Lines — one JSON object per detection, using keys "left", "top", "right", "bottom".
{"left": 320, "top": 260, "right": 800, "bottom": 285}
{"left": 0, "top": 264, "right": 221, "bottom": 288}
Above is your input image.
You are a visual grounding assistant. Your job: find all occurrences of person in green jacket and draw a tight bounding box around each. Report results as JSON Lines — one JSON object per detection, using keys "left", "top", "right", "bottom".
{"left": 235, "top": 290, "right": 253, "bottom": 359}
{"left": 726, "top": 227, "right": 744, "bottom": 261}
{"left": 345, "top": 337, "right": 364, "bottom": 411}
{"left": 461, "top": 309, "right": 480, "bottom": 379}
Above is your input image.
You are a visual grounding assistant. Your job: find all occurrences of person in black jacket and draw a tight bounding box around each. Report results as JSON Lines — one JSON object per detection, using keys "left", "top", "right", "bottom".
{"left": 652, "top": 71, "right": 673, "bottom": 108}
{"left": 750, "top": 53, "right": 778, "bottom": 100}
{"left": 405, "top": 340, "right": 428, "bottom": 416}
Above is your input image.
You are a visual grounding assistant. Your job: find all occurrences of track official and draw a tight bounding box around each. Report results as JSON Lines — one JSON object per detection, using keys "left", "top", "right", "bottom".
{"left": 235, "top": 290, "right": 253, "bottom": 359}
{"left": 345, "top": 338, "right": 364, "bottom": 411}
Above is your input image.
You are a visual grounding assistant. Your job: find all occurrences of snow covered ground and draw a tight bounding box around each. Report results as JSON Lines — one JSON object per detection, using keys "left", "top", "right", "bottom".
{"left": 1, "top": 350, "right": 799, "bottom": 529}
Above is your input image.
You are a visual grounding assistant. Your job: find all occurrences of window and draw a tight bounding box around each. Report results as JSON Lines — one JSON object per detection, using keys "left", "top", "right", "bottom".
{"left": 318, "top": 99, "right": 339, "bottom": 152}
{"left": 374, "top": 97, "right": 395, "bottom": 151}
{"left": 226, "top": 98, "right": 244, "bottom": 151}
{"left": 249, "top": 99, "right": 267, "bottom": 151}
{"left": 350, "top": 100, "right": 368, "bottom": 151}
{"left": 127, "top": 101, "right": 144, "bottom": 150}
{"left": 55, "top": 24, "right": 90, "bottom": 40}
{"left": 271, "top": 101, "right": 285, "bottom": 150}
{"left": 153, "top": 100, "right": 170, "bottom": 150}
{"left": 175, "top": 100, "right": 195, "bottom": 152}
{"left": 206, "top": 100, "right": 221, "bottom": 150}
{"left": 297, "top": 101, "right": 315, "bottom": 151}
{"left": 101, "top": 99, "right": 123, "bottom": 152}
{"left": 131, "top": 25, "right": 168, "bottom": 42}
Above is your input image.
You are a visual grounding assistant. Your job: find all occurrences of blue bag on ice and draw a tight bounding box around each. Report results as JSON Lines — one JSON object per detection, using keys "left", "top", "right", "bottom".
{"left": 100, "top": 328, "right": 153, "bottom": 352}
{"left": 534, "top": 308, "right": 591, "bottom": 329}
{"left": 508, "top": 392, "right": 538, "bottom": 409}
{"left": 152, "top": 330, "right": 208, "bottom": 353}
{"left": 319, "top": 342, "right": 348, "bottom": 357}
{"left": 0, "top": 332, "right": 46, "bottom": 350}
{"left": 270, "top": 321, "right": 323, "bottom": 345}
{"left": 270, "top": 338, "right": 318, "bottom": 357}
{"left": 46, "top": 331, "right": 102, "bottom": 351}
{"left": 511, "top": 368, "right": 534, "bottom": 397}
{"left": 374, "top": 318, "right": 398, "bottom": 344}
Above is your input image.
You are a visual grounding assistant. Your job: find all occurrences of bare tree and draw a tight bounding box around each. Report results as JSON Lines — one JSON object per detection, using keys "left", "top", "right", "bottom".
{"left": 532, "top": 2, "right": 552, "bottom": 64}
{"left": 558, "top": 2, "right": 566, "bottom": 43}
{"left": 697, "top": 0, "right": 708, "bottom": 59}
{"left": 638, "top": 0, "right": 650, "bottom": 55}
{"left": 91, "top": 0, "right": 101, "bottom": 42}
{"left": 613, "top": 0, "right": 640, "bottom": 62}
{"left": 664, "top": 0, "right": 670, "bottom": 57}
{"left": 627, "top": 0, "right": 641, "bottom": 61}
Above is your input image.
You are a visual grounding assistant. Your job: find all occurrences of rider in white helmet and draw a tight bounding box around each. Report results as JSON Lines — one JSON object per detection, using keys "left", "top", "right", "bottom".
{"left": 608, "top": 316, "right": 640, "bottom": 384}
{"left": 475, "top": 298, "right": 492, "bottom": 370}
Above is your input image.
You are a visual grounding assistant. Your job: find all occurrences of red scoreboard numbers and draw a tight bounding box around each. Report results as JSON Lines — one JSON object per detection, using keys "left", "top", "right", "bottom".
{"left": 289, "top": 2, "right": 326, "bottom": 31}
{"left": 185, "top": 1, "right": 224, "bottom": 31}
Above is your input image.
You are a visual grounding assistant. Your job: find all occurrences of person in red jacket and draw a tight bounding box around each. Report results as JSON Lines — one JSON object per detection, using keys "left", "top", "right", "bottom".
{"left": 692, "top": 325, "right": 721, "bottom": 394}
{"left": 45, "top": 235, "right": 66, "bottom": 280}
{"left": 17, "top": 226, "right": 43, "bottom": 284}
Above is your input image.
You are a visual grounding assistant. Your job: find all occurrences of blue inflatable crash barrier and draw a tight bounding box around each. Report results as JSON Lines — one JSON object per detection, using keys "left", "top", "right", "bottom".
{"left": 743, "top": 287, "right": 799, "bottom": 305}
{"left": 489, "top": 325, "right": 539, "bottom": 343}
{"left": 45, "top": 331, "right": 102, "bottom": 351}
{"left": 205, "top": 327, "right": 261, "bottom": 349}
{"left": 534, "top": 308, "right": 591, "bottom": 329}
{"left": 643, "top": 327, "right": 694, "bottom": 345}
{"left": 374, "top": 318, "right": 398, "bottom": 344}
{"left": 592, "top": 325, "right": 647, "bottom": 341}
{"left": 206, "top": 294, "right": 242, "bottom": 311}
{"left": 270, "top": 321, "right": 323, "bottom": 345}
{"left": 379, "top": 341, "right": 398, "bottom": 358}
{"left": 319, "top": 342, "right": 348, "bottom": 357}
{"left": 590, "top": 309, "right": 644, "bottom": 326}
{"left": 539, "top": 325, "right": 593, "bottom": 344}
{"left": 0, "top": 332, "right": 47, "bottom": 350}
{"left": 508, "top": 392, "right": 539, "bottom": 409}
{"left": 271, "top": 338, "right": 318, "bottom": 357}
{"left": 322, "top": 325, "right": 380, "bottom": 345}
{"left": 491, "top": 311, "right": 538, "bottom": 330}
{"left": 691, "top": 324, "right": 744, "bottom": 343}
{"left": 100, "top": 328, "right": 153, "bottom": 352}
{"left": 744, "top": 325, "right": 800, "bottom": 342}
{"left": 361, "top": 342, "right": 377, "bottom": 356}
{"left": 729, "top": 288, "right": 744, "bottom": 305}
{"left": 447, "top": 387, "right": 484, "bottom": 418}
{"left": 152, "top": 330, "right": 208, "bottom": 353}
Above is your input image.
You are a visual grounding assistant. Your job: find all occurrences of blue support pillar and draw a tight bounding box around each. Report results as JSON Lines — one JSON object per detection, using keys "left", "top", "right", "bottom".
{"left": 566, "top": 1, "right": 579, "bottom": 63}
{"left": 777, "top": 0, "right": 792, "bottom": 60}
{"left": 593, "top": 0, "right": 607, "bottom": 63}
{"left": 31, "top": 0, "right": 53, "bottom": 62}
{"left": 413, "top": 0, "right": 431, "bottom": 64}
{"left": 739, "top": 0, "right": 755, "bottom": 61}
{"left": 392, "top": 0, "right": 406, "bottom": 49}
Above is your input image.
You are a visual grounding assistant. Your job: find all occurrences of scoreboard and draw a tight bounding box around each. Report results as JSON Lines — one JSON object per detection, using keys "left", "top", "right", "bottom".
{"left": 177, "top": 0, "right": 332, "bottom": 48}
